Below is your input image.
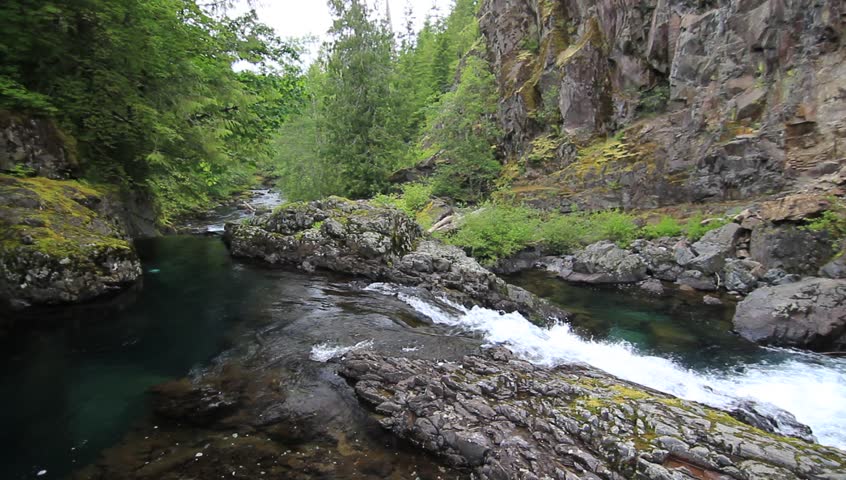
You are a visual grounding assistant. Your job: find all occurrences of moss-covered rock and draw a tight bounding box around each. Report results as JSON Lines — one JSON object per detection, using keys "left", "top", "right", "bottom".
{"left": 224, "top": 197, "right": 568, "bottom": 322}
{"left": 0, "top": 175, "right": 141, "bottom": 308}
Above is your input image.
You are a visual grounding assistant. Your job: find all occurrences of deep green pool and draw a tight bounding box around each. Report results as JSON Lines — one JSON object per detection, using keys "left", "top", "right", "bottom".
{"left": 0, "top": 237, "right": 276, "bottom": 479}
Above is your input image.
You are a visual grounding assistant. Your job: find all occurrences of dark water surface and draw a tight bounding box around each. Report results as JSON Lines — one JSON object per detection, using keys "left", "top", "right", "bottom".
{"left": 0, "top": 236, "right": 476, "bottom": 479}
{"left": 0, "top": 237, "right": 276, "bottom": 478}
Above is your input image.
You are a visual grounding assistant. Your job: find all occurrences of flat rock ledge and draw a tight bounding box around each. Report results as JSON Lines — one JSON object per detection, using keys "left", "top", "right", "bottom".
{"left": 224, "top": 197, "right": 566, "bottom": 321}
{"left": 339, "top": 348, "right": 846, "bottom": 480}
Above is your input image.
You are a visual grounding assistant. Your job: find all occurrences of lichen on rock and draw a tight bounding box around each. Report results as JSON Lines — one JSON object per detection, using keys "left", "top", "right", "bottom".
{"left": 339, "top": 347, "right": 846, "bottom": 479}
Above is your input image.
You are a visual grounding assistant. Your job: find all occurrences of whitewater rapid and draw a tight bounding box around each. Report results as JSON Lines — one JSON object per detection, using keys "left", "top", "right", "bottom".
{"left": 365, "top": 283, "right": 846, "bottom": 451}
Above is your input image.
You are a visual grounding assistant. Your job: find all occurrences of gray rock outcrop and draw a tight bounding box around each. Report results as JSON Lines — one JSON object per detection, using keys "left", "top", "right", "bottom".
{"left": 0, "top": 175, "right": 141, "bottom": 308}
{"left": 225, "top": 197, "right": 567, "bottom": 321}
{"left": 340, "top": 347, "right": 846, "bottom": 479}
{"left": 479, "top": 0, "right": 845, "bottom": 211}
{"left": 733, "top": 277, "right": 846, "bottom": 351}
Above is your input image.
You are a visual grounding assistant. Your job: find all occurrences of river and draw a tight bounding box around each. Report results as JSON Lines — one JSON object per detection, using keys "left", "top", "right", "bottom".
{"left": 0, "top": 195, "right": 844, "bottom": 479}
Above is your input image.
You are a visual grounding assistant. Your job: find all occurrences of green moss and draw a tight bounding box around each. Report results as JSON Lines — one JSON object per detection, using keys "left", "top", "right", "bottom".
{"left": 0, "top": 175, "right": 131, "bottom": 259}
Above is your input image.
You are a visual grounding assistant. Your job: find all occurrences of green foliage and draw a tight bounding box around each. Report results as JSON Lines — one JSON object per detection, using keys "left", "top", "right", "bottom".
{"left": 0, "top": 1, "right": 304, "bottom": 223}
{"left": 638, "top": 83, "right": 670, "bottom": 114}
{"left": 425, "top": 55, "right": 502, "bottom": 202}
{"left": 587, "top": 210, "right": 640, "bottom": 247}
{"left": 370, "top": 182, "right": 433, "bottom": 217}
{"left": 538, "top": 214, "right": 590, "bottom": 254}
{"left": 399, "top": 182, "right": 435, "bottom": 214}
{"left": 803, "top": 200, "right": 846, "bottom": 240}
{"left": 642, "top": 216, "right": 684, "bottom": 239}
{"left": 684, "top": 214, "right": 729, "bottom": 241}
{"left": 315, "top": 0, "right": 406, "bottom": 198}
{"left": 446, "top": 204, "right": 541, "bottom": 263}
{"left": 6, "top": 164, "right": 37, "bottom": 178}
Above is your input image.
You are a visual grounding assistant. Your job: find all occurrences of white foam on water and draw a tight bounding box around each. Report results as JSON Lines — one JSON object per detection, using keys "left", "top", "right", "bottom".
{"left": 309, "top": 340, "right": 373, "bottom": 362}
{"left": 369, "top": 283, "right": 846, "bottom": 451}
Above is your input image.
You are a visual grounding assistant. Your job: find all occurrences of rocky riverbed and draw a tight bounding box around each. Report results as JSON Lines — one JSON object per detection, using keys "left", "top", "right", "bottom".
{"left": 340, "top": 347, "right": 846, "bottom": 479}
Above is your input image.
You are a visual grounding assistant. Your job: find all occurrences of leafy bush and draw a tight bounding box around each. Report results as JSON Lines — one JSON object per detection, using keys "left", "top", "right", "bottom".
{"left": 371, "top": 193, "right": 401, "bottom": 209}
{"left": 803, "top": 204, "right": 846, "bottom": 240}
{"left": 642, "top": 216, "right": 684, "bottom": 239}
{"left": 588, "top": 210, "right": 640, "bottom": 247}
{"left": 538, "top": 214, "right": 589, "bottom": 254}
{"left": 446, "top": 204, "right": 541, "bottom": 263}
{"left": 372, "top": 182, "right": 434, "bottom": 218}
{"left": 398, "top": 182, "right": 434, "bottom": 214}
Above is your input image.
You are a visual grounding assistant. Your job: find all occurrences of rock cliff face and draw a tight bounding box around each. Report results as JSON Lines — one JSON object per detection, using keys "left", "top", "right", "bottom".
{"left": 480, "top": 0, "right": 845, "bottom": 211}
{"left": 0, "top": 111, "right": 78, "bottom": 179}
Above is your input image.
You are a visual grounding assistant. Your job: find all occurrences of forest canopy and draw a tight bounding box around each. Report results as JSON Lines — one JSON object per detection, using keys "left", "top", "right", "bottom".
{"left": 0, "top": 0, "right": 304, "bottom": 221}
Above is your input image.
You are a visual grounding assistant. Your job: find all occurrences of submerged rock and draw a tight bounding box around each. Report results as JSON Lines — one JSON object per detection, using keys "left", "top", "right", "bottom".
{"left": 339, "top": 347, "right": 845, "bottom": 479}
{"left": 225, "top": 197, "right": 567, "bottom": 321}
{"left": 733, "top": 277, "right": 846, "bottom": 351}
{"left": 0, "top": 175, "right": 141, "bottom": 307}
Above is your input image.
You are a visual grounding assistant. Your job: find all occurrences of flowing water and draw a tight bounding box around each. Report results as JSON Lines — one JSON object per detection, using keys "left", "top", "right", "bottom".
{"left": 1, "top": 209, "right": 845, "bottom": 478}
{"left": 371, "top": 272, "right": 846, "bottom": 451}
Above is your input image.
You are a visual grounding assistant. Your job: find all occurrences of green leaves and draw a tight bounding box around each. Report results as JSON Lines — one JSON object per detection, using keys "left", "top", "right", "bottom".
{"left": 424, "top": 55, "right": 502, "bottom": 202}
{"left": 0, "top": 0, "right": 305, "bottom": 223}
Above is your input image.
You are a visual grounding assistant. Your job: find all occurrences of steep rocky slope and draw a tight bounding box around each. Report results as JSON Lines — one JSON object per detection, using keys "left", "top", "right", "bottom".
{"left": 480, "top": 0, "right": 845, "bottom": 211}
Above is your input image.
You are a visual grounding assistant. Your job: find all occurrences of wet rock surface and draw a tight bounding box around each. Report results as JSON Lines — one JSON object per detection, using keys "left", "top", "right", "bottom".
{"left": 733, "top": 277, "right": 846, "bottom": 351}
{"left": 569, "top": 241, "right": 648, "bottom": 284}
{"left": 0, "top": 175, "right": 141, "bottom": 308}
{"left": 225, "top": 197, "right": 568, "bottom": 321}
{"left": 340, "top": 347, "right": 846, "bottom": 480}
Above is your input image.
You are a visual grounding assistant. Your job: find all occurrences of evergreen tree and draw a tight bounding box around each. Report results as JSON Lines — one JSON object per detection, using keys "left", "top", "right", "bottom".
{"left": 320, "top": 0, "right": 403, "bottom": 198}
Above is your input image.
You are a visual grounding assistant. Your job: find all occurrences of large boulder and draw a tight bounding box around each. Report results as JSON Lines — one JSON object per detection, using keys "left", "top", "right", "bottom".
{"left": 0, "top": 175, "right": 141, "bottom": 308}
{"left": 225, "top": 198, "right": 567, "bottom": 321}
{"left": 820, "top": 251, "right": 846, "bottom": 279}
{"left": 750, "top": 224, "right": 833, "bottom": 275}
{"left": 568, "top": 241, "right": 648, "bottom": 283}
{"left": 688, "top": 223, "right": 743, "bottom": 274}
{"left": 225, "top": 196, "right": 422, "bottom": 279}
{"left": 340, "top": 347, "right": 845, "bottom": 479}
{"left": 630, "top": 238, "right": 685, "bottom": 281}
{"left": 722, "top": 258, "right": 765, "bottom": 294}
{"left": 733, "top": 278, "right": 846, "bottom": 351}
